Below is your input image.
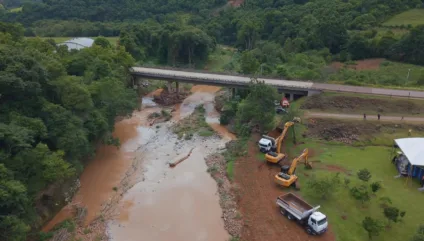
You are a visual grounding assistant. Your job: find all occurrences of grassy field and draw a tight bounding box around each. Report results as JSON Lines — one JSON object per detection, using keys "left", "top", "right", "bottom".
{"left": 205, "top": 46, "right": 239, "bottom": 72}
{"left": 328, "top": 60, "right": 424, "bottom": 88}
{"left": 383, "top": 9, "right": 424, "bottom": 27}
{"left": 283, "top": 126, "right": 424, "bottom": 241}
{"left": 375, "top": 27, "right": 409, "bottom": 38}
{"left": 9, "top": 6, "right": 22, "bottom": 12}
{"left": 26, "top": 36, "right": 119, "bottom": 46}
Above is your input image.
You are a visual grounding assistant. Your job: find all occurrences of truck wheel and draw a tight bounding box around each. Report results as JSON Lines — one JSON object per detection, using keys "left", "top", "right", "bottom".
{"left": 287, "top": 213, "right": 293, "bottom": 220}
{"left": 306, "top": 227, "right": 313, "bottom": 235}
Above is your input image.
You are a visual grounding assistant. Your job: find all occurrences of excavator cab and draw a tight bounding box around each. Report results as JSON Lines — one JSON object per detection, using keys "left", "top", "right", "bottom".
{"left": 280, "top": 165, "right": 290, "bottom": 173}
{"left": 265, "top": 121, "right": 294, "bottom": 164}
{"left": 275, "top": 149, "right": 310, "bottom": 188}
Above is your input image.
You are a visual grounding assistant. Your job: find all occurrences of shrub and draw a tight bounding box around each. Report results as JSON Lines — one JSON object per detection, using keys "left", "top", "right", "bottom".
{"left": 370, "top": 182, "right": 381, "bottom": 194}
{"left": 357, "top": 168, "right": 372, "bottom": 182}
{"left": 305, "top": 173, "right": 341, "bottom": 200}
{"left": 350, "top": 185, "right": 370, "bottom": 204}
{"left": 362, "top": 217, "right": 383, "bottom": 240}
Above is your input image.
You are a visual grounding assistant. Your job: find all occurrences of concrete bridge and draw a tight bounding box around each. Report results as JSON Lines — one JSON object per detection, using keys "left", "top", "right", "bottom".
{"left": 130, "top": 67, "right": 424, "bottom": 99}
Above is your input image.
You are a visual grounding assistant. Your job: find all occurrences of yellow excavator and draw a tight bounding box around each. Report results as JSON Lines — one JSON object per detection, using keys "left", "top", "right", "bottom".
{"left": 264, "top": 121, "right": 294, "bottom": 164}
{"left": 274, "top": 148, "right": 311, "bottom": 188}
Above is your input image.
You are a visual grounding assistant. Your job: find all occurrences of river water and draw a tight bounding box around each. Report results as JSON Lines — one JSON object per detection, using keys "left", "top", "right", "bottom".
{"left": 43, "top": 85, "right": 233, "bottom": 241}
{"left": 108, "top": 85, "right": 230, "bottom": 241}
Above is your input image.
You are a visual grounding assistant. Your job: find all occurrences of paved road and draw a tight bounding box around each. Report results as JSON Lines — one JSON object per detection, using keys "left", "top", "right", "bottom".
{"left": 305, "top": 112, "right": 424, "bottom": 123}
{"left": 131, "top": 67, "right": 424, "bottom": 98}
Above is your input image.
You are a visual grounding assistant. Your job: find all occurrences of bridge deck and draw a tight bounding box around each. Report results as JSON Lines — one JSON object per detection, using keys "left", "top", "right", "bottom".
{"left": 131, "top": 67, "right": 424, "bottom": 98}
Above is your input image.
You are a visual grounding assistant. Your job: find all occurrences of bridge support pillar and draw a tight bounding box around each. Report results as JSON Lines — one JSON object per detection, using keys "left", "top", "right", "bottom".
{"left": 289, "top": 93, "right": 294, "bottom": 101}
{"left": 166, "top": 81, "right": 173, "bottom": 92}
{"left": 175, "top": 82, "right": 179, "bottom": 94}
{"left": 232, "top": 88, "right": 236, "bottom": 98}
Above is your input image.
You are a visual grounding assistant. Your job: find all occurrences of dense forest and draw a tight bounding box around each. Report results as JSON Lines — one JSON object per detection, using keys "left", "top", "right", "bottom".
{"left": 2, "top": 0, "right": 423, "bottom": 81}
{"left": 0, "top": 22, "right": 137, "bottom": 241}
{"left": 1, "top": 0, "right": 424, "bottom": 240}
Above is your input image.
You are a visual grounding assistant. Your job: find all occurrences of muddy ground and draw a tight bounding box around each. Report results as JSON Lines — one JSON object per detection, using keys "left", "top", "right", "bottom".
{"left": 301, "top": 94, "right": 424, "bottom": 116}
{"left": 205, "top": 153, "right": 243, "bottom": 238}
{"left": 305, "top": 118, "right": 424, "bottom": 144}
{"left": 233, "top": 136, "right": 335, "bottom": 241}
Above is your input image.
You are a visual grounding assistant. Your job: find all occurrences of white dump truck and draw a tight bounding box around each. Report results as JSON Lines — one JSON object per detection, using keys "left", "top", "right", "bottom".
{"left": 276, "top": 193, "right": 328, "bottom": 235}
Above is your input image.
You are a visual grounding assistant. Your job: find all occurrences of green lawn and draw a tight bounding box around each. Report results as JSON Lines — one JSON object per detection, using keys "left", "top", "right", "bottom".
{"left": 375, "top": 27, "right": 409, "bottom": 38}
{"left": 383, "top": 9, "right": 424, "bottom": 27}
{"left": 205, "top": 45, "right": 239, "bottom": 72}
{"left": 328, "top": 60, "right": 424, "bottom": 88}
{"left": 9, "top": 6, "right": 22, "bottom": 12}
{"left": 26, "top": 36, "right": 119, "bottom": 46}
{"left": 287, "top": 137, "right": 424, "bottom": 241}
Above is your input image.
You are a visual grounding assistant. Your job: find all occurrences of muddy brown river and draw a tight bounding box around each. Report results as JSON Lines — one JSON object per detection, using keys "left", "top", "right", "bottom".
{"left": 43, "top": 86, "right": 233, "bottom": 241}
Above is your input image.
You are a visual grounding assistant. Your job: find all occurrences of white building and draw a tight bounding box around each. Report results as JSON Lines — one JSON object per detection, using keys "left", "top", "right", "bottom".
{"left": 57, "top": 37, "right": 94, "bottom": 50}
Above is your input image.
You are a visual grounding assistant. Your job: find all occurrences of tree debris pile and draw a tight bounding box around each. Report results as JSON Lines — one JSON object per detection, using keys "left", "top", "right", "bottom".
{"left": 214, "top": 90, "right": 230, "bottom": 112}
{"left": 153, "top": 88, "right": 190, "bottom": 105}
{"left": 306, "top": 118, "right": 377, "bottom": 144}
{"left": 205, "top": 153, "right": 242, "bottom": 238}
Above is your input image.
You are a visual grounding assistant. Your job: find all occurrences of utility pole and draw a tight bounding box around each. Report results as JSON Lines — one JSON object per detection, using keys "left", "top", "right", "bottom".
{"left": 406, "top": 68, "right": 411, "bottom": 85}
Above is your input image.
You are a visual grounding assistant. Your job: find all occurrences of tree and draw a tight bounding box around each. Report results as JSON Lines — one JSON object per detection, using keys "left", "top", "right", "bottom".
{"left": 52, "top": 76, "right": 94, "bottom": 113}
{"left": 234, "top": 79, "right": 278, "bottom": 135}
{"left": 0, "top": 164, "right": 30, "bottom": 241}
{"left": 357, "top": 168, "right": 372, "bottom": 182}
{"left": 362, "top": 217, "right": 383, "bottom": 240}
{"left": 240, "top": 51, "right": 260, "bottom": 74}
{"left": 410, "top": 225, "right": 424, "bottom": 241}
{"left": 370, "top": 182, "right": 381, "bottom": 194}
{"left": 384, "top": 206, "right": 401, "bottom": 224}
{"left": 94, "top": 36, "right": 112, "bottom": 48}
{"left": 305, "top": 173, "right": 341, "bottom": 200}
{"left": 350, "top": 185, "right": 370, "bottom": 205}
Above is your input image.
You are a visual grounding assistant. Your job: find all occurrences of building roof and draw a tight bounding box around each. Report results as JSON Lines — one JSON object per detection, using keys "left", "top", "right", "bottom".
{"left": 395, "top": 138, "right": 424, "bottom": 166}
{"left": 57, "top": 37, "right": 94, "bottom": 50}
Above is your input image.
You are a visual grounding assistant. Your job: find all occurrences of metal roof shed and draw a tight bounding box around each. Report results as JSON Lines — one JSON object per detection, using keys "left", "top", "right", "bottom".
{"left": 395, "top": 138, "right": 424, "bottom": 166}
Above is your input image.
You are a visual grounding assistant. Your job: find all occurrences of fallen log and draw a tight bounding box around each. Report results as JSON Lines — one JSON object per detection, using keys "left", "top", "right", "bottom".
{"left": 169, "top": 148, "right": 195, "bottom": 168}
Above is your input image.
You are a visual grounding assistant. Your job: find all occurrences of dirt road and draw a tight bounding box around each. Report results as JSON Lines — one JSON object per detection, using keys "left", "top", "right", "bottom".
{"left": 234, "top": 138, "right": 335, "bottom": 241}
{"left": 305, "top": 112, "right": 424, "bottom": 123}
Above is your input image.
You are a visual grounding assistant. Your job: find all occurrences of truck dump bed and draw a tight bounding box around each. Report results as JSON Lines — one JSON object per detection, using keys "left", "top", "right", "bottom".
{"left": 277, "top": 193, "right": 314, "bottom": 220}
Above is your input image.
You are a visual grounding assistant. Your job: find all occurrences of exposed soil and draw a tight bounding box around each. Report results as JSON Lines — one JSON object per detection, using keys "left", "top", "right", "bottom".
{"left": 330, "top": 58, "right": 385, "bottom": 70}
{"left": 305, "top": 118, "right": 424, "bottom": 144}
{"left": 205, "top": 153, "right": 243, "bottom": 238}
{"left": 233, "top": 136, "right": 335, "bottom": 241}
{"left": 301, "top": 94, "right": 424, "bottom": 116}
{"left": 228, "top": 0, "right": 244, "bottom": 7}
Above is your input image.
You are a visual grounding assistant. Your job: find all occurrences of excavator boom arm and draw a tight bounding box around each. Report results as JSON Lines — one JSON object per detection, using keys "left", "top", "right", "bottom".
{"left": 276, "top": 122, "right": 294, "bottom": 153}
{"left": 288, "top": 148, "right": 309, "bottom": 175}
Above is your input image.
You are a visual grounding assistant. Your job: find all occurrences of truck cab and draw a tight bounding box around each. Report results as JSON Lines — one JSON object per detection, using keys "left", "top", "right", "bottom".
{"left": 276, "top": 192, "right": 328, "bottom": 235}
{"left": 258, "top": 138, "right": 273, "bottom": 153}
{"left": 307, "top": 212, "right": 328, "bottom": 235}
